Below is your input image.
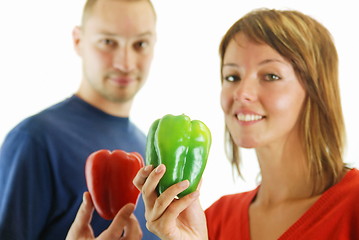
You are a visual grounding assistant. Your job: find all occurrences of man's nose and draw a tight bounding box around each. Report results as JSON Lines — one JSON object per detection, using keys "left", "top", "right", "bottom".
{"left": 113, "top": 46, "right": 136, "bottom": 73}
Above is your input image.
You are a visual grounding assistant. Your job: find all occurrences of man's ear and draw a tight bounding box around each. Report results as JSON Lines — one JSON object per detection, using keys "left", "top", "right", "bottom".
{"left": 72, "top": 26, "right": 82, "bottom": 56}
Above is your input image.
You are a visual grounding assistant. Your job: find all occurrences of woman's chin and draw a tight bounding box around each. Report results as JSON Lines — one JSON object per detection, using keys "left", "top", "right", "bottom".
{"left": 236, "top": 140, "right": 257, "bottom": 149}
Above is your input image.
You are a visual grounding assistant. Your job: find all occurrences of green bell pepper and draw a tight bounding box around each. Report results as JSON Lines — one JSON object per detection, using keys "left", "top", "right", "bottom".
{"left": 146, "top": 114, "right": 211, "bottom": 198}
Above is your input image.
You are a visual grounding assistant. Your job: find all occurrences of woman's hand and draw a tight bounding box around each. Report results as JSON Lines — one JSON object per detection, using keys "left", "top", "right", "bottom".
{"left": 133, "top": 164, "right": 208, "bottom": 240}
{"left": 66, "top": 192, "right": 142, "bottom": 240}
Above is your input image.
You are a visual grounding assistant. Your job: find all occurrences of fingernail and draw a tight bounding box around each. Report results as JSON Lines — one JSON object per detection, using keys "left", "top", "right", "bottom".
{"left": 83, "top": 193, "right": 87, "bottom": 205}
{"left": 144, "top": 165, "right": 152, "bottom": 172}
{"left": 126, "top": 203, "right": 135, "bottom": 214}
{"left": 155, "top": 164, "right": 164, "bottom": 173}
{"left": 179, "top": 180, "right": 189, "bottom": 189}
{"left": 190, "top": 190, "right": 200, "bottom": 198}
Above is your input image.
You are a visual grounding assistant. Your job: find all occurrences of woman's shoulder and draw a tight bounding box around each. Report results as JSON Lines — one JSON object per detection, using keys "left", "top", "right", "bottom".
{"left": 205, "top": 187, "right": 258, "bottom": 214}
{"left": 338, "top": 168, "right": 359, "bottom": 189}
{"left": 204, "top": 188, "right": 258, "bottom": 238}
{"left": 321, "top": 168, "right": 359, "bottom": 208}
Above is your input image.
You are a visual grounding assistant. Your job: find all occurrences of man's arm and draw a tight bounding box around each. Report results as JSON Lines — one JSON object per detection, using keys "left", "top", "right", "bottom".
{"left": 0, "top": 129, "right": 53, "bottom": 239}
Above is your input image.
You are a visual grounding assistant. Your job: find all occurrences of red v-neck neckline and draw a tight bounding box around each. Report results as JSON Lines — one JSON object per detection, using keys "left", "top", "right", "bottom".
{"left": 243, "top": 169, "right": 357, "bottom": 239}
{"left": 279, "top": 169, "right": 356, "bottom": 239}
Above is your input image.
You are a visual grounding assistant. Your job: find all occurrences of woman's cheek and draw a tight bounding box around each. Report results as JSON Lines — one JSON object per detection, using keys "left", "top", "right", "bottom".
{"left": 220, "top": 88, "right": 232, "bottom": 114}
{"left": 275, "top": 94, "right": 302, "bottom": 115}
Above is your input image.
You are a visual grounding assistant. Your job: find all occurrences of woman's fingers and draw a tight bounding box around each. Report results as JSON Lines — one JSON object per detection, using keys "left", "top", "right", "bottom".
{"left": 139, "top": 165, "right": 166, "bottom": 209}
{"left": 133, "top": 165, "right": 153, "bottom": 191}
{"left": 151, "top": 180, "right": 188, "bottom": 220}
{"left": 134, "top": 164, "right": 202, "bottom": 228}
{"left": 133, "top": 164, "right": 207, "bottom": 239}
{"left": 146, "top": 190, "right": 201, "bottom": 238}
{"left": 141, "top": 165, "right": 165, "bottom": 196}
{"left": 156, "top": 184, "right": 200, "bottom": 220}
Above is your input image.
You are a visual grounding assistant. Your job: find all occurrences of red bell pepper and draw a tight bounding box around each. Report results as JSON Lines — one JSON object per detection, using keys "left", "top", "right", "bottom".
{"left": 85, "top": 149, "right": 144, "bottom": 220}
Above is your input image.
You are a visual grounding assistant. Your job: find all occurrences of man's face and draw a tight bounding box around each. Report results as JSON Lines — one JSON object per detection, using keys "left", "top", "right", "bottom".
{"left": 75, "top": 0, "right": 156, "bottom": 104}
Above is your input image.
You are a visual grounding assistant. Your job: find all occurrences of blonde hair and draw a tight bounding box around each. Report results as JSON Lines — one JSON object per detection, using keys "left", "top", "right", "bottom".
{"left": 220, "top": 9, "right": 346, "bottom": 192}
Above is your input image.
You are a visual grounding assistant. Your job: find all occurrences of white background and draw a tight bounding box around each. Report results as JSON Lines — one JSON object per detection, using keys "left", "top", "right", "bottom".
{"left": 1, "top": 0, "right": 358, "bottom": 209}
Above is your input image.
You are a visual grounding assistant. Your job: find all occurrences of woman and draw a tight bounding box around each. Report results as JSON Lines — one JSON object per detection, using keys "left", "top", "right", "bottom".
{"left": 134, "top": 9, "right": 359, "bottom": 240}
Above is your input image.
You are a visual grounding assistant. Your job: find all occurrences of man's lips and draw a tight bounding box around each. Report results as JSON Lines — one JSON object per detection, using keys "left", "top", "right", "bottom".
{"left": 109, "top": 76, "right": 134, "bottom": 86}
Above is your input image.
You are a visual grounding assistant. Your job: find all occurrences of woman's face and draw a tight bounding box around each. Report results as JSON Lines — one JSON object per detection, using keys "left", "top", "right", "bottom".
{"left": 220, "top": 33, "right": 306, "bottom": 149}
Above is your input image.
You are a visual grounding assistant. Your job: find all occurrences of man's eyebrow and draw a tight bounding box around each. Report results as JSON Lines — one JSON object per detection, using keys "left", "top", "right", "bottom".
{"left": 97, "top": 31, "right": 154, "bottom": 38}
{"left": 136, "top": 31, "right": 154, "bottom": 38}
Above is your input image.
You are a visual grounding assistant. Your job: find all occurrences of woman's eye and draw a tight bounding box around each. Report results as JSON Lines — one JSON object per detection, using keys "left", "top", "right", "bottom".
{"left": 264, "top": 74, "right": 281, "bottom": 81}
{"left": 223, "top": 75, "right": 240, "bottom": 82}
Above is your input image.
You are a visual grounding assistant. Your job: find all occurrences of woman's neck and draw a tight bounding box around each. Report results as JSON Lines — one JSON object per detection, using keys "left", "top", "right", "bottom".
{"left": 254, "top": 137, "right": 317, "bottom": 205}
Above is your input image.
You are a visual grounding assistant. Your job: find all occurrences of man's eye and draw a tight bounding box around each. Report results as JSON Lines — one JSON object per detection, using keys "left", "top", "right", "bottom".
{"left": 264, "top": 74, "right": 281, "bottom": 81}
{"left": 101, "top": 39, "right": 116, "bottom": 46}
{"left": 223, "top": 75, "right": 240, "bottom": 82}
{"left": 134, "top": 41, "right": 149, "bottom": 50}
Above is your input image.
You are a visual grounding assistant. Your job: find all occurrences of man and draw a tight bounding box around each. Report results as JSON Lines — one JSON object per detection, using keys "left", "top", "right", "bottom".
{"left": 0, "top": 0, "right": 159, "bottom": 239}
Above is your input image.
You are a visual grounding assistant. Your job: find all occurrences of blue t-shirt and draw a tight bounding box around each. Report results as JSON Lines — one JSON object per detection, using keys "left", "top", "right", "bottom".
{"left": 0, "top": 95, "right": 159, "bottom": 240}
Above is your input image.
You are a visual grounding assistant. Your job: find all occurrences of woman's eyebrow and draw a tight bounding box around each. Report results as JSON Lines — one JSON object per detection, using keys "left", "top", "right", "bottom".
{"left": 258, "top": 58, "right": 287, "bottom": 66}
{"left": 222, "top": 63, "right": 239, "bottom": 68}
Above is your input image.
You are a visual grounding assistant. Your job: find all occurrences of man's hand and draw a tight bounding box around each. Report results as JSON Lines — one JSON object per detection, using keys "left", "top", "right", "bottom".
{"left": 66, "top": 192, "right": 142, "bottom": 240}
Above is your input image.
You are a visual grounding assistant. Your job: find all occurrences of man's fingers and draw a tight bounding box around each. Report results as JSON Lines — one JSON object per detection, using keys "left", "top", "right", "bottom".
{"left": 65, "top": 192, "right": 94, "bottom": 240}
{"left": 110, "top": 203, "right": 135, "bottom": 232}
{"left": 98, "top": 203, "right": 142, "bottom": 239}
{"left": 121, "top": 206, "right": 143, "bottom": 239}
{"left": 75, "top": 192, "right": 94, "bottom": 226}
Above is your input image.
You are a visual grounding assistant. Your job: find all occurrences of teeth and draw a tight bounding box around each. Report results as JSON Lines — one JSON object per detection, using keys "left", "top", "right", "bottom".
{"left": 237, "top": 113, "right": 263, "bottom": 122}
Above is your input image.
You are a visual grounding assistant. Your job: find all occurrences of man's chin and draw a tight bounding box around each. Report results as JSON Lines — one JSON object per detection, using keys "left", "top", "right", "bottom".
{"left": 106, "top": 93, "right": 135, "bottom": 104}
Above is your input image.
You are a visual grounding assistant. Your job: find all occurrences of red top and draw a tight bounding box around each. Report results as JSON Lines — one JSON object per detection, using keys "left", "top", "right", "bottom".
{"left": 205, "top": 168, "right": 359, "bottom": 240}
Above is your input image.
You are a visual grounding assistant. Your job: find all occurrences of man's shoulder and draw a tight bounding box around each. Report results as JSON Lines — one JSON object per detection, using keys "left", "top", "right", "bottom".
{"left": 5, "top": 98, "right": 74, "bottom": 139}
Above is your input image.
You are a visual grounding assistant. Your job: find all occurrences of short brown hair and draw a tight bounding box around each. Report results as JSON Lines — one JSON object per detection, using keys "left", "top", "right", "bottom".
{"left": 220, "top": 9, "right": 346, "bottom": 192}
{"left": 81, "top": 0, "right": 156, "bottom": 25}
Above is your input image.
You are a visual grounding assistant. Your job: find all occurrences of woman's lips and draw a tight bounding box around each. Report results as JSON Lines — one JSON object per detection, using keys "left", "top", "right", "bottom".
{"left": 236, "top": 112, "right": 265, "bottom": 125}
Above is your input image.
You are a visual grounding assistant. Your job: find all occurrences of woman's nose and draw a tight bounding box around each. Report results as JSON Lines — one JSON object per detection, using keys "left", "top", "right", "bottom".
{"left": 233, "top": 78, "right": 258, "bottom": 103}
